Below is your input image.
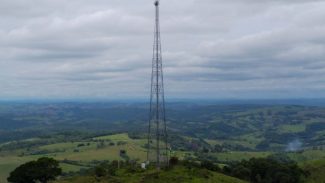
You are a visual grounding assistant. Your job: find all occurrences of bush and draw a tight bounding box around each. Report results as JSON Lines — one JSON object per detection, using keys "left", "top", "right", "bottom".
{"left": 182, "top": 160, "right": 200, "bottom": 169}
{"left": 77, "top": 143, "right": 85, "bottom": 147}
{"left": 94, "top": 166, "right": 107, "bottom": 177}
{"left": 92, "top": 161, "right": 118, "bottom": 177}
{"left": 200, "top": 160, "right": 220, "bottom": 171}
{"left": 231, "top": 165, "right": 250, "bottom": 180}
{"left": 169, "top": 157, "right": 179, "bottom": 166}
{"left": 224, "top": 157, "right": 307, "bottom": 183}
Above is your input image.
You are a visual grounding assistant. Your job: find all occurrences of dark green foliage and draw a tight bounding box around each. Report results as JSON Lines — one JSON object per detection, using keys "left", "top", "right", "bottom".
{"left": 169, "top": 157, "right": 179, "bottom": 166}
{"left": 182, "top": 160, "right": 200, "bottom": 169}
{"left": 7, "top": 157, "right": 62, "bottom": 183}
{"left": 128, "top": 132, "right": 147, "bottom": 139}
{"left": 221, "top": 142, "right": 252, "bottom": 151}
{"left": 224, "top": 156, "right": 307, "bottom": 183}
{"left": 91, "top": 161, "right": 118, "bottom": 177}
{"left": 96, "top": 140, "right": 106, "bottom": 149}
{"left": 107, "top": 161, "right": 118, "bottom": 176}
{"left": 117, "top": 141, "right": 127, "bottom": 145}
{"left": 125, "top": 161, "right": 143, "bottom": 173}
{"left": 120, "top": 149, "right": 126, "bottom": 155}
{"left": 90, "top": 160, "right": 145, "bottom": 178}
{"left": 231, "top": 165, "right": 251, "bottom": 180}
{"left": 119, "top": 150, "right": 129, "bottom": 160}
{"left": 77, "top": 143, "right": 85, "bottom": 147}
{"left": 213, "top": 144, "right": 223, "bottom": 152}
{"left": 94, "top": 166, "right": 107, "bottom": 177}
{"left": 267, "top": 153, "right": 293, "bottom": 163}
{"left": 7, "top": 162, "right": 36, "bottom": 183}
{"left": 200, "top": 160, "right": 220, "bottom": 172}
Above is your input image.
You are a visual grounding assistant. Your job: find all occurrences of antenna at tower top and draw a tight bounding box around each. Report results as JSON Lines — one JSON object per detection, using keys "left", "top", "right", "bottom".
{"left": 154, "top": 0, "right": 159, "bottom": 6}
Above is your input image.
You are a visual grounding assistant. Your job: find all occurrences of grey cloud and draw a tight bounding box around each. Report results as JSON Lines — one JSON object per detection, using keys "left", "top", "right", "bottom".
{"left": 0, "top": 0, "right": 324, "bottom": 99}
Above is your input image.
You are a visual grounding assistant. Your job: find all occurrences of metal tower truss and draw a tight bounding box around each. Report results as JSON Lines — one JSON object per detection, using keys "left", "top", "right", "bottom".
{"left": 147, "top": 0, "right": 169, "bottom": 169}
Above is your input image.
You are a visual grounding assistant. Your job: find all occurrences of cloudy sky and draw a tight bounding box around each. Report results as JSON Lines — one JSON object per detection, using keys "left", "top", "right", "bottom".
{"left": 1, "top": 0, "right": 325, "bottom": 100}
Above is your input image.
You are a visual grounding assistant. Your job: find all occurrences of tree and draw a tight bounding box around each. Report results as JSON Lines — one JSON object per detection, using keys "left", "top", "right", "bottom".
{"left": 94, "top": 166, "right": 107, "bottom": 177}
{"left": 200, "top": 160, "right": 220, "bottom": 171}
{"left": 224, "top": 156, "right": 307, "bottom": 183}
{"left": 7, "top": 162, "right": 36, "bottom": 183}
{"left": 169, "top": 157, "right": 179, "bottom": 166}
{"left": 7, "top": 157, "right": 62, "bottom": 183}
{"left": 231, "top": 165, "right": 251, "bottom": 181}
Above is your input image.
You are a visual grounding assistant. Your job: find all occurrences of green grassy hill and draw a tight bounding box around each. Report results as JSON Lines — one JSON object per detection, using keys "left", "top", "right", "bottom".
{"left": 302, "top": 159, "right": 325, "bottom": 183}
{"left": 0, "top": 133, "right": 189, "bottom": 182}
{"left": 55, "top": 165, "right": 247, "bottom": 183}
{"left": 1, "top": 133, "right": 324, "bottom": 182}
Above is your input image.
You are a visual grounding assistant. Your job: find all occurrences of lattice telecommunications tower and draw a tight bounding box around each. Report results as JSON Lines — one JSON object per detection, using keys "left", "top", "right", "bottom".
{"left": 147, "top": 0, "right": 169, "bottom": 169}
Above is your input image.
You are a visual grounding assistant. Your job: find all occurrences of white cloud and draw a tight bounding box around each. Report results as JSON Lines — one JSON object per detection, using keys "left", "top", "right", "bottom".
{"left": 0, "top": 0, "right": 324, "bottom": 99}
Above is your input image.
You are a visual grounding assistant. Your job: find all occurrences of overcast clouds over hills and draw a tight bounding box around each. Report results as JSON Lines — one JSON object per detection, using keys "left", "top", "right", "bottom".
{"left": 0, "top": 0, "right": 324, "bottom": 99}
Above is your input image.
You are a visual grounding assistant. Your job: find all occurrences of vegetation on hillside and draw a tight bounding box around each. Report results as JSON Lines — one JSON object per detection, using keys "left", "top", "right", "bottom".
{"left": 1, "top": 132, "right": 324, "bottom": 182}
{"left": 0, "top": 103, "right": 324, "bottom": 154}
{"left": 7, "top": 157, "right": 61, "bottom": 183}
{"left": 302, "top": 159, "right": 325, "bottom": 183}
{"left": 5, "top": 154, "right": 320, "bottom": 183}
{"left": 0, "top": 103, "right": 324, "bottom": 182}
{"left": 223, "top": 156, "right": 307, "bottom": 183}
{"left": 55, "top": 158, "right": 247, "bottom": 183}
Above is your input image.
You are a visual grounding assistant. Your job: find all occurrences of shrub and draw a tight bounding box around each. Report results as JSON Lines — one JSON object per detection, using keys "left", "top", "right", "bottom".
{"left": 200, "top": 160, "right": 220, "bottom": 171}
{"left": 169, "top": 157, "right": 179, "bottom": 166}
{"left": 224, "top": 157, "right": 307, "bottom": 183}
{"left": 94, "top": 166, "right": 107, "bottom": 177}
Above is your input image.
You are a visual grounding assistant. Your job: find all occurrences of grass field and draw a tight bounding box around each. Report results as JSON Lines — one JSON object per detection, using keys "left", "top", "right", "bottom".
{"left": 0, "top": 133, "right": 324, "bottom": 183}
{"left": 302, "top": 159, "right": 325, "bottom": 183}
{"left": 208, "top": 151, "right": 271, "bottom": 162}
{"left": 0, "top": 156, "right": 85, "bottom": 182}
{"left": 278, "top": 124, "right": 306, "bottom": 133}
{"left": 0, "top": 133, "right": 148, "bottom": 182}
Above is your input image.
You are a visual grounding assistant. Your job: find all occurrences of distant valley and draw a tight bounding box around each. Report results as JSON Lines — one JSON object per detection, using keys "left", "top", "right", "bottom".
{"left": 0, "top": 101, "right": 325, "bottom": 182}
{"left": 0, "top": 102, "right": 324, "bottom": 151}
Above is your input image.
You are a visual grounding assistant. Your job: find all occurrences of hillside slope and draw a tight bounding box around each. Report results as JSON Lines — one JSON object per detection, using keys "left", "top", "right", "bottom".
{"left": 55, "top": 165, "right": 247, "bottom": 183}
{"left": 303, "top": 159, "right": 325, "bottom": 183}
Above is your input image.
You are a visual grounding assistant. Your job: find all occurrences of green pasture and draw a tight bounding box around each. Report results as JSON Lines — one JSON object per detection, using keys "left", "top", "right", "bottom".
{"left": 0, "top": 133, "right": 324, "bottom": 183}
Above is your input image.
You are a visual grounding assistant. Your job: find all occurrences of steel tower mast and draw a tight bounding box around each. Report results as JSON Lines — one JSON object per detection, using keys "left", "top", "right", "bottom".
{"left": 147, "top": 0, "right": 168, "bottom": 169}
